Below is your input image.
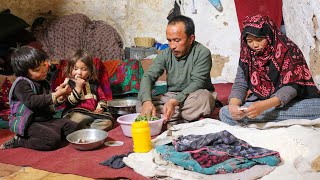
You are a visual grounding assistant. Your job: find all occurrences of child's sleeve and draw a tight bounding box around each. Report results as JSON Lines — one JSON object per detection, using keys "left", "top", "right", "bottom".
{"left": 66, "top": 89, "right": 83, "bottom": 106}
{"left": 97, "top": 86, "right": 108, "bottom": 110}
{"left": 13, "top": 80, "right": 52, "bottom": 109}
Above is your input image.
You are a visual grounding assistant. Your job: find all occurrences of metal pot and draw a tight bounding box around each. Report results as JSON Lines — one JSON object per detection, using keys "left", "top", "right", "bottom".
{"left": 107, "top": 97, "right": 138, "bottom": 115}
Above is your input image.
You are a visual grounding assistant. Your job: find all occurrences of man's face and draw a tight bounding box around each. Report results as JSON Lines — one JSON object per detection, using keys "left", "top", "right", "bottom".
{"left": 166, "top": 22, "right": 195, "bottom": 58}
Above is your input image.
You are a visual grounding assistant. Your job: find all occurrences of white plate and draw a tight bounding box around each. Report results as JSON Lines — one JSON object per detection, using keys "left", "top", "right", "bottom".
{"left": 104, "top": 141, "right": 124, "bottom": 146}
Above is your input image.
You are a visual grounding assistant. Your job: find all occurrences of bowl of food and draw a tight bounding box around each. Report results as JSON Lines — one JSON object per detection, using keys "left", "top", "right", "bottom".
{"left": 66, "top": 129, "right": 108, "bottom": 151}
{"left": 117, "top": 113, "right": 164, "bottom": 137}
{"left": 107, "top": 97, "right": 138, "bottom": 115}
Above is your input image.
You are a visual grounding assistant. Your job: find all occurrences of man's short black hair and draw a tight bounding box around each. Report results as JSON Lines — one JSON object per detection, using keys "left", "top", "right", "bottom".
{"left": 168, "top": 15, "right": 195, "bottom": 37}
{"left": 10, "top": 46, "right": 48, "bottom": 77}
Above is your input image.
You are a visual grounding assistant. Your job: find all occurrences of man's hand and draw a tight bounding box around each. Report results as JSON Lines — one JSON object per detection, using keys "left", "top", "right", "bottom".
{"left": 140, "top": 101, "right": 157, "bottom": 119}
{"left": 163, "top": 99, "right": 179, "bottom": 123}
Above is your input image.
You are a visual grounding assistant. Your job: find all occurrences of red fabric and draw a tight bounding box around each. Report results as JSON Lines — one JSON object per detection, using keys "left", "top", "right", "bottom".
{"left": 210, "top": 83, "right": 233, "bottom": 119}
{"left": 0, "top": 126, "right": 148, "bottom": 179}
{"left": 0, "top": 77, "right": 11, "bottom": 110}
{"left": 234, "top": 0, "right": 282, "bottom": 32}
{"left": 93, "top": 57, "right": 113, "bottom": 101}
{"left": 0, "top": 129, "right": 14, "bottom": 144}
{"left": 75, "top": 85, "right": 108, "bottom": 111}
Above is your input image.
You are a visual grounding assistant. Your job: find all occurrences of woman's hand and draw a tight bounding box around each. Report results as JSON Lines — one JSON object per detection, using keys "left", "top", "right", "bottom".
{"left": 246, "top": 97, "right": 281, "bottom": 119}
{"left": 228, "top": 104, "right": 246, "bottom": 120}
{"left": 228, "top": 98, "right": 245, "bottom": 120}
{"left": 162, "top": 99, "right": 179, "bottom": 123}
{"left": 245, "top": 101, "right": 266, "bottom": 119}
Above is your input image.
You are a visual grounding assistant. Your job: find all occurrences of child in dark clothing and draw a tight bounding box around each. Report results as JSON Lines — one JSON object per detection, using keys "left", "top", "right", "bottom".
{"left": 0, "top": 46, "right": 78, "bottom": 151}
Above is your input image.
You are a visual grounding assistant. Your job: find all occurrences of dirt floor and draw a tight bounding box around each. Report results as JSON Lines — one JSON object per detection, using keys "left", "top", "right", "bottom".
{"left": 0, "top": 163, "right": 92, "bottom": 180}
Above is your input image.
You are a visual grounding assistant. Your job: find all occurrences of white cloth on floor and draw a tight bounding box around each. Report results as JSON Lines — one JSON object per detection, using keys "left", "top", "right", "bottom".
{"left": 124, "top": 118, "right": 320, "bottom": 179}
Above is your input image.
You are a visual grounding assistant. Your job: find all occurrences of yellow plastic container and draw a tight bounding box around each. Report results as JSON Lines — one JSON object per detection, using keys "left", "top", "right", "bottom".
{"left": 131, "top": 121, "right": 152, "bottom": 153}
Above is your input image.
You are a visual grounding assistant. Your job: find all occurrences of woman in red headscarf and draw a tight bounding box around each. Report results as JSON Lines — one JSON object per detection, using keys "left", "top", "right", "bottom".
{"left": 219, "top": 14, "right": 320, "bottom": 125}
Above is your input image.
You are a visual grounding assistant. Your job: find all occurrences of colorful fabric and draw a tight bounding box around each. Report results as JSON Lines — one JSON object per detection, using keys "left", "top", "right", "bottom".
{"left": 239, "top": 15, "right": 320, "bottom": 99}
{"left": 8, "top": 77, "right": 36, "bottom": 136}
{"left": 156, "top": 130, "right": 281, "bottom": 175}
{"left": 156, "top": 144, "right": 280, "bottom": 175}
{"left": 190, "top": 149, "right": 232, "bottom": 168}
{"left": 108, "top": 59, "right": 144, "bottom": 95}
{"left": 173, "top": 130, "right": 280, "bottom": 159}
{"left": 103, "top": 59, "right": 121, "bottom": 77}
{"left": 93, "top": 57, "right": 113, "bottom": 101}
{"left": 0, "top": 109, "right": 10, "bottom": 121}
{"left": 0, "top": 77, "right": 12, "bottom": 110}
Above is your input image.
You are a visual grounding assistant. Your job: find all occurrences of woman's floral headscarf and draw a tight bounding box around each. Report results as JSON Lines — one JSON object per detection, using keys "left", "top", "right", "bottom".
{"left": 239, "top": 14, "right": 320, "bottom": 99}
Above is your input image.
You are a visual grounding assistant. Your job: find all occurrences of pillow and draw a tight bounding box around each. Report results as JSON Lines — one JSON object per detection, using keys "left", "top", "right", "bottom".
{"left": 0, "top": 9, "right": 29, "bottom": 41}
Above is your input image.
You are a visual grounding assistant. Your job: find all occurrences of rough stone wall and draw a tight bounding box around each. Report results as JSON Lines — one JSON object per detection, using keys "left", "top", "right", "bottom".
{"left": 283, "top": 0, "right": 320, "bottom": 86}
{"left": 0, "top": 0, "right": 173, "bottom": 48}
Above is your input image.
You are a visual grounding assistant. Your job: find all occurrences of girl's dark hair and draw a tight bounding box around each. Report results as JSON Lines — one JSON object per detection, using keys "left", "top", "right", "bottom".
{"left": 168, "top": 15, "right": 195, "bottom": 37}
{"left": 10, "top": 46, "right": 48, "bottom": 77}
{"left": 66, "top": 49, "right": 98, "bottom": 81}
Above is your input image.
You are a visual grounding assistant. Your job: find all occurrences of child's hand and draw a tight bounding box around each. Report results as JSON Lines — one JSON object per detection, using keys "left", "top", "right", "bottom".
{"left": 57, "top": 96, "right": 66, "bottom": 103}
{"left": 55, "top": 84, "right": 71, "bottom": 98}
{"left": 94, "top": 107, "right": 104, "bottom": 114}
{"left": 74, "top": 77, "right": 86, "bottom": 94}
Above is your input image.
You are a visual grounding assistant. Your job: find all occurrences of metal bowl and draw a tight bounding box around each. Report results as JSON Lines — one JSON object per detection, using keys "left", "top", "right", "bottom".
{"left": 66, "top": 129, "right": 108, "bottom": 151}
{"left": 108, "top": 97, "right": 138, "bottom": 115}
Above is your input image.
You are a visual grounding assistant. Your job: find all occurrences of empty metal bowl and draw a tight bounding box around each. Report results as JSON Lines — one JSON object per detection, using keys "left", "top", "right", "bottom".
{"left": 66, "top": 129, "right": 108, "bottom": 151}
{"left": 107, "top": 97, "right": 138, "bottom": 115}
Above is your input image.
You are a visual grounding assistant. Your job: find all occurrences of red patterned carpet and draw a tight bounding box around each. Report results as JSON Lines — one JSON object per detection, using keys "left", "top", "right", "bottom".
{"left": 0, "top": 129, "right": 15, "bottom": 145}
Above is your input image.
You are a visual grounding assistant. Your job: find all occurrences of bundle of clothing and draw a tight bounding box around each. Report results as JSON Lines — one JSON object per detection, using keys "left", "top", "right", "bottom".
{"left": 32, "top": 13, "right": 124, "bottom": 61}
{"left": 156, "top": 130, "right": 281, "bottom": 175}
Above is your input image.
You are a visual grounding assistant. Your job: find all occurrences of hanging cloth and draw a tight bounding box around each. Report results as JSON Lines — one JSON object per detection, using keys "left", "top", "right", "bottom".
{"left": 208, "top": 0, "right": 223, "bottom": 12}
{"left": 234, "top": 0, "right": 282, "bottom": 32}
{"left": 167, "top": 0, "right": 181, "bottom": 21}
